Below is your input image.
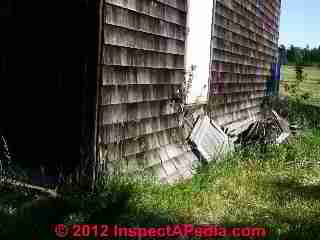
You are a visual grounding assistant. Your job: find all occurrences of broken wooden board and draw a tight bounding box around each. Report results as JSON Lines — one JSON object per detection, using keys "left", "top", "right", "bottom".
{"left": 189, "top": 116, "right": 234, "bottom": 162}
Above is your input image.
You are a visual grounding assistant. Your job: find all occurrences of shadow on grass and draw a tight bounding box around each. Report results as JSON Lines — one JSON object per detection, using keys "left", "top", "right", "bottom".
{"left": 290, "top": 101, "right": 320, "bottom": 127}
{"left": 219, "top": 177, "right": 320, "bottom": 240}
{"left": 272, "top": 97, "right": 320, "bottom": 128}
{"left": 267, "top": 179, "right": 320, "bottom": 201}
{"left": 265, "top": 181, "right": 320, "bottom": 239}
{"left": 0, "top": 186, "right": 185, "bottom": 240}
{"left": 277, "top": 222, "right": 320, "bottom": 240}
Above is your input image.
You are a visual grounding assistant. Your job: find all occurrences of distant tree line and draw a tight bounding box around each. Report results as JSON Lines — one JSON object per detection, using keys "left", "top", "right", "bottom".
{"left": 279, "top": 44, "right": 320, "bottom": 66}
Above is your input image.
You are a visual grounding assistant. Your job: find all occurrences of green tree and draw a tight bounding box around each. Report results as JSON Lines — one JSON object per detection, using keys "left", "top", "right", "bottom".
{"left": 295, "top": 47, "right": 303, "bottom": 65}
{"left": 303, "top": 44, "right": 310, "bottom": 65}
{"left": 287, "top": 45, "right": 295, "bottom": 63}
{"left": 284, "top": 44, "right": 320, "bottom": 65}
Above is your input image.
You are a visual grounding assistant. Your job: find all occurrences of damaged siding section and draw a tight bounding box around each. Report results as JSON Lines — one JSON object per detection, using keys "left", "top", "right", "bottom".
{"left": 208, "top": 0, "right": 282, "bottom": 129}
{"left": 190, "top": 116, "right": 233, "bottom": 162}
{"left": 99, "top": 0, "right": 199, "bottom": 183}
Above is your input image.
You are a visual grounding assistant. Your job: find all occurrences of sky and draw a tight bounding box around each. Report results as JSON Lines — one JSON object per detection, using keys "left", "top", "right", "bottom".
{"left": 185, "top": 0, "right": 213, "bottom": 103}
{"left": 186, "top": 0, "right": 320, "bottom": 103}
{"left": 279, "top": 0, "right": 320, "bottom": 49}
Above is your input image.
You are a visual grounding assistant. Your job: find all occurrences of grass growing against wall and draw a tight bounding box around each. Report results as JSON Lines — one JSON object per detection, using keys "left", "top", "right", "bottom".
{"left": 92, "top": 129, "right": 319, "bottom": 240}
{"left": 1, "top": 98, "right": 320, "bottom": 240}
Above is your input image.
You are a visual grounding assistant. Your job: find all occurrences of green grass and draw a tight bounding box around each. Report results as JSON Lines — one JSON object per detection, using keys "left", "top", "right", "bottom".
{"left": 2, "top": 133, "right": 319, "bottom": 239}
{"left": 280, "top": 65, "right": 320, "bottom": 106}
{"left": 1, "top": 100, "right": 320, "bottom": 240}
{"left": 101, "top": 132, "right": 320, "bottom": 240}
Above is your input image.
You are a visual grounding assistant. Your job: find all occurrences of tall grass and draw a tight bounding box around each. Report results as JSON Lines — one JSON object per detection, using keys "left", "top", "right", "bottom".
{"left": 1, "top": 98, "right": 320, "bottom": 240}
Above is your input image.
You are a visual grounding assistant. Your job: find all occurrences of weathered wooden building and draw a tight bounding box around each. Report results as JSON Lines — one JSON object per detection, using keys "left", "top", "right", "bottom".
{"left": 92, "top": 0, "right": 282, "bottom": 184}
{"left": 2, "top": 0, "right": 282, "bottom": 187}
{"left": 208, "top": 0, "right": 282, "bottom": 131}
{"left": 96, "top": 0, "right": 200, "bottom": 183}
{"left": 2, "top": 0, "right": 199, "bottom": 186}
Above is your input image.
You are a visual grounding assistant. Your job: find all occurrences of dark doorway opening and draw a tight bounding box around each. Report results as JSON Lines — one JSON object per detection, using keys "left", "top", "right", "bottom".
{"left": 1, "top": 1, "right": 97, "bottom": 186}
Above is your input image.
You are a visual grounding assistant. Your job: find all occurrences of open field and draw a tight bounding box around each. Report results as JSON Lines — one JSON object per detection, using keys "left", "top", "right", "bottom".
{"left": 280, "top": 65, "right": 320, "bottom": 106}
